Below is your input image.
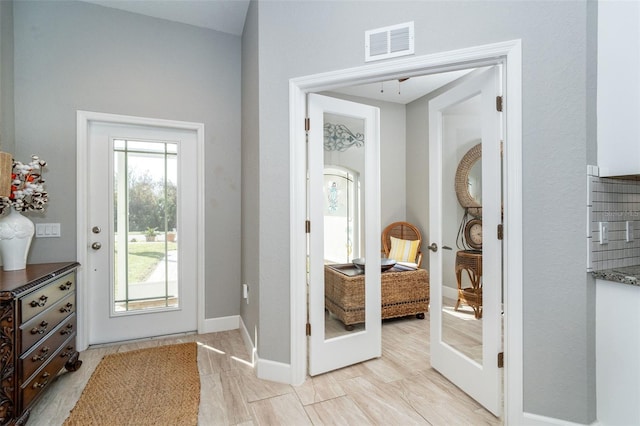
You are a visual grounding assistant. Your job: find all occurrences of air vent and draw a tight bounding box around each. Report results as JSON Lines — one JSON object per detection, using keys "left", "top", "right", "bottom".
{"left": 365, "top": 22, "right": 414, "bottom": 62}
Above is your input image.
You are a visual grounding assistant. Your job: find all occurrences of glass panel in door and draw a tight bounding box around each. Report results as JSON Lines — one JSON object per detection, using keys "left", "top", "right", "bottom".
{"left": 440, "top": 96, "right": 484, "bottom": 362}
{"left": 323, "top": 116, "right": 365, "bottom": 339}
{"left": 113, "top": 139, "right": 179, "bottom": 314}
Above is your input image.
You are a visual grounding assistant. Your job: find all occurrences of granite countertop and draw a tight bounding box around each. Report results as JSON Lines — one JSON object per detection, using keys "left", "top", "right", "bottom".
{"left": 592, "top": 265, "right": 640, "bottom": 287}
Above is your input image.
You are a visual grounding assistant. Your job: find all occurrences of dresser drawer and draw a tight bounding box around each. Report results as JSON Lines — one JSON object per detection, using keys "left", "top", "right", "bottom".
{"left": 20, "top": 293, "right": 76, "bottom": 353}
{"left": 20, "top": 314, "right": 77, "bottom": 382}
{"left": 19, "top": 271, "right": 75, "bottom": 323}
{"left": 20, "top": 339, "right": 74, "bottom": 409}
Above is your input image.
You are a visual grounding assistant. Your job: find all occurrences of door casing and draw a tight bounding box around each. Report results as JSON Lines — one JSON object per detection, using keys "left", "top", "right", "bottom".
{"left": 289, "top": 40, "right": 523, "bottom": 423}
{"left": 76, "top": 111, "right": 206, "bottom": 349}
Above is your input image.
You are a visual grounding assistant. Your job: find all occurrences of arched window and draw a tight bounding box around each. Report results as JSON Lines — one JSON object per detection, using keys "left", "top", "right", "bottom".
{"left": 323, "top": 166, "right": 360, "bottom": 263}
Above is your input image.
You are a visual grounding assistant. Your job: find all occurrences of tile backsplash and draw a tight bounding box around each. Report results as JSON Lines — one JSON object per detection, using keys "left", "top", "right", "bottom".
{"left": 587, "top": 166, "right": 640, "bottom": 271}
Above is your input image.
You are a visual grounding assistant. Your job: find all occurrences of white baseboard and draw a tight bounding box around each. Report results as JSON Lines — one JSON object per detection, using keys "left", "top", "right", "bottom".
{"left": 443, "top": 285, "right": 458, "bottom": 300}
{"left": 256, "top": 356, "right": 292, "bottom": 384}
{"left": 522, "top": 412, "right": 600, "bottom": 426}
{"left": 200, "top": 315, "right": 240, "bottom": 334}
{"left": 239, "top": 317, "right": 257, "bottom": 366}
{"left": 236, "top": 316, "right": 292, "bottom": 384}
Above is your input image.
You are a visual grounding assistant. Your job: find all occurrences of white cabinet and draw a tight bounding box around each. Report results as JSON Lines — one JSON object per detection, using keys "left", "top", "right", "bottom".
{"left": 597, "top": 0, "right": 640, "bottom": 177}
{"left": 596, "top": 279, "right": 640, "bottom": 426}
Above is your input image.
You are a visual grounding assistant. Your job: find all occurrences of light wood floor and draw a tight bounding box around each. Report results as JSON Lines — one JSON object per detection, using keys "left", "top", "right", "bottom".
{"left": 29, "top": 316, "right": 501, "bottom": 425}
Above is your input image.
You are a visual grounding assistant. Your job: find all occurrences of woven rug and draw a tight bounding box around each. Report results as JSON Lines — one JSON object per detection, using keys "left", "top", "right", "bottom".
{"left": 63, "top": 342, "right": 200, "bottom": 426}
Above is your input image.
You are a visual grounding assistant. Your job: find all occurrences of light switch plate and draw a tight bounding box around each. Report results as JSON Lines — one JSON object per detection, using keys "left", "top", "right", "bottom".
{"left": 35, "top": 223, "right": 61, "bottom": 238}
{"left": 599, "top": 221, "right": 609, "bottom": 244}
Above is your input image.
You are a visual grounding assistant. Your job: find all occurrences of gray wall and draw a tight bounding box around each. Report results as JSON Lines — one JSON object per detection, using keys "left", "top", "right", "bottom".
{"left": 12, "top": 1, "right": 242, "bottom": 320}
{"left": 241, "top": 0, "right": 260, "bottom": 345}
{"left": 406, "top": 94, "right": 429, "bottom": 265}
{"left": 250, "top": 0, "right": 595, "bottom": 423}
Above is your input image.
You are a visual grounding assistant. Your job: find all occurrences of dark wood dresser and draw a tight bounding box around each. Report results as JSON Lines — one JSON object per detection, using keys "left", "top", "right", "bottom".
{"left": 0, "top": 262, "right": 82, "bottom": 425}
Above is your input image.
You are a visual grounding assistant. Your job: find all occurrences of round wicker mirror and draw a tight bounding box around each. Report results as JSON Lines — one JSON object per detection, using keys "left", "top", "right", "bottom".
{"left": 455, "top": 142, "right": 482, "bottom": 217}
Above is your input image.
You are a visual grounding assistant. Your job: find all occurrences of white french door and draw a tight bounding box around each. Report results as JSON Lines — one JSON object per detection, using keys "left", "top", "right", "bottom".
{"left": 428, "top": 66, "right": 503, "bottom": 416}
{"left": 307, "top": 94, "right": 381, "bottom": 375}
{"left": 85, "top": 119, "right": 199, "bottom": 345}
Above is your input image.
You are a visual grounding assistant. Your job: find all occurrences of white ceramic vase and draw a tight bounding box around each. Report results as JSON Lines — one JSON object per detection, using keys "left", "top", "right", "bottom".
{"left": 0, "top": 207, "right": 35, "bottom": 271}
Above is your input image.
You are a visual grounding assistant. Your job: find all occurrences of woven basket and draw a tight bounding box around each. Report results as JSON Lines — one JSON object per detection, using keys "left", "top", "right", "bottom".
{"left": 324, "top": 265, "right": 429, "bottom": 328}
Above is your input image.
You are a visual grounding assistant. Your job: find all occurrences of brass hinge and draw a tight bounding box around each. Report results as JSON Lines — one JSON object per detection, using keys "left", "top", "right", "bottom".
{"left": 305, "top": 117, "right": 310, "bottom": 132}
{"left": 496, "top": 96, "right": 503, "bottom": 112}
{"left": 305, "top": 220, "right": 311, "bottom": 233}
{"left": 306, "top": 323, "right": 311, "bottom": 336}
{"left": 497, "top": 224, "right": 504, "bottom": 240}
{"left": 498, "top": 352, "right": 504, "bottom": 368}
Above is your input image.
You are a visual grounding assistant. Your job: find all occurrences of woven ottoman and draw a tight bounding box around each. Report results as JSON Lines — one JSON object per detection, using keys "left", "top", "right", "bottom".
{"left": 324, "top": 264, "right": 429, "bottom": 330}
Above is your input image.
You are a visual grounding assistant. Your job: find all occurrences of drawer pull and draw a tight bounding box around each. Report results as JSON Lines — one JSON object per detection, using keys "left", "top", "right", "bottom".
{"left": 60, "top": 324, "right": 74, "bottom": 336}
{"left": 30, "top": 321, "right": 49, "bottom": 335}
{"left": 60, "top": 302, "right": 74, "bottom": 313}
{"left": 32, "top": 346, "right": 50, "bottom": 362}
{"left": 32, "top": 372, "right": 51, "bottom": 389}
{"left": 59, "top": 281, "right": 73, "bottom": 291}
{"left": 30, "top": 295, "right": 48, "bottom": 308}
{"left": 61, "top": 345, "right": 75, "bottom": 358}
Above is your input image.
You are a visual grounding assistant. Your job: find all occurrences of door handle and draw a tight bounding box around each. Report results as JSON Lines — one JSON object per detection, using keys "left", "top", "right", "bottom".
{"left": 91, "top": 242, "right": 102, "bottom": 250}
{"left": 443, "top": 246, "right": 453, "bottom": 251}
{"left": 428, "top": 243, "right": 438, "bottom": 252}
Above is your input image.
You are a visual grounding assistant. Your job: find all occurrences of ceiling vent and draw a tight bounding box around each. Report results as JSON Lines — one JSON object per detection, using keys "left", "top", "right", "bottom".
{"left": 365, "top": 22, "right": 414, "bottom": 62}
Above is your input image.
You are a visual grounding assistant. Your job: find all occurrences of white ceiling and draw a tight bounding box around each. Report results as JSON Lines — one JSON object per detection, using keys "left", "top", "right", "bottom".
{"left": 332, "top": 69, "right": 474, "bottom": 105}
{"left": 80, "top": 0, "right": 250, "bottom": 36}
{"left": 78, "top": 1, "right": 472, "bottom": 102}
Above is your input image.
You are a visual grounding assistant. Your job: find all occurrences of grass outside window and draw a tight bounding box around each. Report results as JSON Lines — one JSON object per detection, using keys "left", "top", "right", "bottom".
{"left": 115, "top": 241, "right": 177, "bottom": 283}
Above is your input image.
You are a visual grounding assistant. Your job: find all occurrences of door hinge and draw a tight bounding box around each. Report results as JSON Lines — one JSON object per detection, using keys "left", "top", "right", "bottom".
{"left": 498, "top": 352, "right": 504, "bottom": 368}
{"left": 305, "top": 117, "right": 310, "bottom": 132}
{"left": 497, "top": 224, "right": 504, "bottom": 240}
{"left": 305, "top": 220, "right": 311, "bottom": 234}
{"left": 306, "top": 323, "right": 311, "bottom": 336}
{"left": 496, "top": 96, "right": 503, "bottom": 112}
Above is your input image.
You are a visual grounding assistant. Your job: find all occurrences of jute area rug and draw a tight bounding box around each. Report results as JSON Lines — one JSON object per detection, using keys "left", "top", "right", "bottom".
{"left": 63, "top": 342, "right": 200, "bottom": 426}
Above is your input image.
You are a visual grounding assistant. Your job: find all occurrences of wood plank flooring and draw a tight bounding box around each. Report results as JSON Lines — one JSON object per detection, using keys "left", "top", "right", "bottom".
{"left": 28, "top": 315, "right": 501, "bottom": 425}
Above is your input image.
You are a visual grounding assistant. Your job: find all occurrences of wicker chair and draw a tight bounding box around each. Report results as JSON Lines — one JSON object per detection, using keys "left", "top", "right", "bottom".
{"left": 454, "top": 250, "right": 483, "bottom": 319}
{"left": 381, "top": 221, "right": 423, "bottom": 267}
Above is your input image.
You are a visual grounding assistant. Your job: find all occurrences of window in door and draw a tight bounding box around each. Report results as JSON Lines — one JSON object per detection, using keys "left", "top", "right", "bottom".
{"left": 113, "top": 139, "right": 178, "bottom": 315}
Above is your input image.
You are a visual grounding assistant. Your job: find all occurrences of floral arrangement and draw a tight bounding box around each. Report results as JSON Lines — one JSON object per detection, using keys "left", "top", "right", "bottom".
{"left": 0, "top": 156, "right": 48, "bottom": 214}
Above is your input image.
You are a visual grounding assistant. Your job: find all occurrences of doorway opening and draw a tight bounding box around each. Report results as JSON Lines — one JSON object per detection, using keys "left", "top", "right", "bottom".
{"left": 290, "top": 40, "right": 523, "bottom": 423}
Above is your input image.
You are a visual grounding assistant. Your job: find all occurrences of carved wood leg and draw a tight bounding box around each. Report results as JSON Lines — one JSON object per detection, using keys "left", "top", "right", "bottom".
{"left": 64, "top": 351, "right": 83, "bottom": 372}
{"left": 15, "top": 408, "right": 30, "bottom": 425}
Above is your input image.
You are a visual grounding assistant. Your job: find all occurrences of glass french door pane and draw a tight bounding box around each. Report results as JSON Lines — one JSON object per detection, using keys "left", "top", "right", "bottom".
{"left": 440, "top": 94, "right": 483, "bottom": 363}
{"left": 323, "top": 113, "right": 367, "bottom": 339}
{"left": 113, "top": 139, "right": 179, "bottom": 314}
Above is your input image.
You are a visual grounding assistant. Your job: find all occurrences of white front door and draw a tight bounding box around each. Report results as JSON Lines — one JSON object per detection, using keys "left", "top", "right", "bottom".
{"left": 307, "top": 94, "right": 381, "bottom": 375}
{"left": 85, "top": 119, "right": 199, "bottom": 345}
{"left": 428, "top": 66, "right": 503, "bottom": 416}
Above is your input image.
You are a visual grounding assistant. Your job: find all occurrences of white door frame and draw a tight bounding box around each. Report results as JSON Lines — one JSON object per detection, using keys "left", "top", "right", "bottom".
{"left": 290, "top": 40, "right": 523, "bottom": 423}
{"left": 76, "top": 111, "right": 206, "bottom": 350}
